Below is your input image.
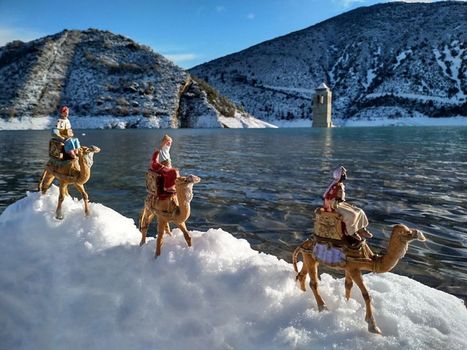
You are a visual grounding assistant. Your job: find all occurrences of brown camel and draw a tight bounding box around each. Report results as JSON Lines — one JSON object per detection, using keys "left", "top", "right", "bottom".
{"left": 139, "top": 174, "right": 201, "bottom": 257}
{"left": 293, "top": 224, "right": 426, "bottom": 334}
{"left": 38, "top": 146, "right": 101, "bottom": 220}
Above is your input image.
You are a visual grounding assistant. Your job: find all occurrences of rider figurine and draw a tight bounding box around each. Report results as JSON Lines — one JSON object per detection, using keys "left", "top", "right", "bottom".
{"left": 323, "top": 166, "right": 373, "bottom": 241}
{"left": 51, "top": 106, "right": 81, "bottom": 159}
{"left": 149, "top": 134, "right": 178, "bottom": 193}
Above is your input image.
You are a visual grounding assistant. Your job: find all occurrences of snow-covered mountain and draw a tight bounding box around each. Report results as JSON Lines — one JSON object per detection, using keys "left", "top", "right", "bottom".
{"left": 0, "top": 29, "right": 272, "bottom": 129}
{"left": 190, "top": 1, "right": 467, "bottom": 124}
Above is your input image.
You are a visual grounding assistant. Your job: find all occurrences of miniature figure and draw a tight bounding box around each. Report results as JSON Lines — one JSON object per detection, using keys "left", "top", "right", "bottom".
{"left": 293, "top": 224, "right": 426, "bottom": 334}
{"left": 51, "top": 106, "right": 81, "bottom": 159}
{"left": 140, "top": 134, "right": 201, "bottom": 257}
{"left": 149, "top": 134, "right": 177, "bottom": 192}
{"left": 323, "top": 166, "right": 372, "bottom": 240}
{"left": 139, "top": 173, "right": 201, "bottom": 258}
{"left": 38, "top": 145, "right": 101, "bottom": 220}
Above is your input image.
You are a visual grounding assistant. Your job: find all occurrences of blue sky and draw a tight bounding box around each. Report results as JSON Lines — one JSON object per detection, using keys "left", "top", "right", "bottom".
{"left": 0, "top": 0, "right": 458, "bottom": 68}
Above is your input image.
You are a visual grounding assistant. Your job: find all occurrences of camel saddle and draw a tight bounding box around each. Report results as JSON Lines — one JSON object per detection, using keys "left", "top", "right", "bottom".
{"left": 312, "top": 208, "right": 375, "bottom": 263}
{"left": 146, "top": 169, "right": 175, "bottom": 200}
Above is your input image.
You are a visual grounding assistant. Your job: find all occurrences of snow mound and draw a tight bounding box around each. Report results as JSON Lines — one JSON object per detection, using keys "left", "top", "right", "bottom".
{"left": 0, "top": 187, "right": 465, "bottom": 350}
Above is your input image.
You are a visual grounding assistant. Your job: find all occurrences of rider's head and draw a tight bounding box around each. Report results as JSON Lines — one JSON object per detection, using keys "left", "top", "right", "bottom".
{"left": 160, "top": 134, "right": 172, "bottom": 148}
{"left": 60, "top": 106, "right": 69, "bottom": 118}
{"left": 333, "top": 166, "right": 347, "bottom": 181}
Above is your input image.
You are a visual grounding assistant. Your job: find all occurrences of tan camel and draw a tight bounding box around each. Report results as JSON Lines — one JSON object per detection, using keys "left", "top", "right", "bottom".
{"left": 293, "top": 224, "right": 426, "bottom": 334}
{"left": 38, "top": 146, "right": 101, "bottom": 220}
{"left": 139, "top": 174, "right": 201, "bottom": 257}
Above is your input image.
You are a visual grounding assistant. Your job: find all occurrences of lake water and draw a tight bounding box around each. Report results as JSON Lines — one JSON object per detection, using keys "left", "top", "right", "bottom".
{"left": 0, "top": 127, "right": 466, "bottom": 301}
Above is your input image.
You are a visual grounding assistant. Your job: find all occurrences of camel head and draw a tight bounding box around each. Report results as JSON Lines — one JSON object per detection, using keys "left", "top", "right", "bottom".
{"left": 175, "top": 174, "right": 201, "bottom": 186}
{"left": 175, "top": 175, "right": 201, "bottom": 202}
{"left": 78, "top": 145, "right": 101, "bottom": 168}
{"left": 391, "top": 224, "right": 426, "bottom": 243}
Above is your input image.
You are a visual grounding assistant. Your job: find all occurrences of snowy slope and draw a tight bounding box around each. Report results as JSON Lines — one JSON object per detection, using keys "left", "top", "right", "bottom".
{"left": 0, "top": 187, "right": 466, "bottom": 350}
{"left": 190, "top": 1, "right": 467, "bottom": 125}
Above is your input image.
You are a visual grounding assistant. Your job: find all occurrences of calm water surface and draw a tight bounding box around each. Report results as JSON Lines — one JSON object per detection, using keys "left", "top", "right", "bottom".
{"left": 0, "top": 127, "right": 466, "bottom": 301}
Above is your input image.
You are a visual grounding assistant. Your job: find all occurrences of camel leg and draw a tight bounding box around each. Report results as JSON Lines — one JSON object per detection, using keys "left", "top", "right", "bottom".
{"left": 38, "top": 170, "right": 47, "bottom": 192}
{"left": 306, "top": 255, "right": 328, "bottom": 312}
{"left": 155, "top": 219, "right": 167, "bottom": 258}
{"left": 139, "top": 206, "right": 154, "bottom": 246}
{"left": 56, "top": 184, "right": 67, "bottom": 220}
{"left": 349, "top": 269, "right": 382, "bottom": 334}
{"left": 295, "top": 253, "right": 308, "bottom": 292}
{"left": 177, "top": 222, "right": 192, "bottom": 247}
{"left": 344, "top": 270, "right": 354, "bottom": 300}
{"left": 38, "top": 170, "right": 55, "bottom": 194}
{"left": 74, "top": 184, "right": 90, "bottom": 216}
{"left": 165, "top": 222, "right": 172, "bottom": 236}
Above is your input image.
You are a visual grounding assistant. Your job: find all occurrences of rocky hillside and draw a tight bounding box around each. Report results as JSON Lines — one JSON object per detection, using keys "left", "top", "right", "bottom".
{"left": 0, "top": 29, "right": 269, "bottom": 128}
{"left": 190, "top": 1, "right": 467, "bottom": 124}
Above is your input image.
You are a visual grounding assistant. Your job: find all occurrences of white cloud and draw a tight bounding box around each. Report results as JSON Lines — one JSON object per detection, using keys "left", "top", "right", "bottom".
{"left": 216, "top": 5, "right": 226, "bottom": 13}
{"left": 0, "top": 26, "right": 43, "bottom": 46}
{"left": 389, "top": 0, "right": 433, "bottom": 2}
{"left": 164, "top": 53, "right": 199, "bottom": 64}
{"left": 332, "top": 0, "right": 466, "bottom": 8}
{"left": 332, "top": 0, "right": 366, "bottom": 8}
{"left": 246, "top": 12, "right": 255, "bottom": 20}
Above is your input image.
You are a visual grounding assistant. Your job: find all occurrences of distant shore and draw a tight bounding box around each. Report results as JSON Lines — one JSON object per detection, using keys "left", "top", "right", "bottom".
{"left": 0, "top": 115, "right": 466, "bottom": 130}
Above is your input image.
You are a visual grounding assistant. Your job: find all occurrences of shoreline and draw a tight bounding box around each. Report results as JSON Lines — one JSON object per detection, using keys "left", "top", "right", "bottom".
{"left": 1, "top": 115, "right": 466, "bottom": 130}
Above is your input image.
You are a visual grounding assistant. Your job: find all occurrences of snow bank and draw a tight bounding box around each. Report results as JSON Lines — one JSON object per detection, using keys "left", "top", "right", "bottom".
{"left": 342, "top": 114, "right": 467, "bottom": 127}
{"left": 1, "top": 114, "right": 466, "bottom": 129}
{"left": 0, "top": 113, "right": 276, "bottom": 130}
{"left": 0, "top": 187, "right": 465, "bottom": 350}
{"left": 270, "top": 118, "right": 311, "bottom": 128}
{"left": 220, "top": 111, "right": 277, "bottom": 128}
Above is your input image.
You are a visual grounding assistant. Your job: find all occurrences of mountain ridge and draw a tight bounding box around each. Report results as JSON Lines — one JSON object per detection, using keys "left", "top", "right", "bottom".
{"left": 0, "top": 28, "right": 270, "bottom": 128}
{"left": 190, "top": 1, "right": 467, "bottom": 124}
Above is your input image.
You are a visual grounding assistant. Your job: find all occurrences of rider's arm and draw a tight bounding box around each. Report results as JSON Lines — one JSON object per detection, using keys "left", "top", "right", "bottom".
{"left": 150, "top": 149, "right": 163, "bottom": 171}
{"left": 336, "top": 183, "right": 345, "bottom": 202}
{"left": 51, "top": 128, "right": 65, "bottom": 140}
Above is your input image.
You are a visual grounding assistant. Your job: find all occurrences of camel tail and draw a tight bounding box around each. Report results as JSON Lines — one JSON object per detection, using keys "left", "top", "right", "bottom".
{"left": 292, "top": 245, "right": 302, "bottom": 273}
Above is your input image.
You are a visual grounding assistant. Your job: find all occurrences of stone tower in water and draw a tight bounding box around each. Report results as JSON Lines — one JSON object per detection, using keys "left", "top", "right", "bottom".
{"left": 312, "top": 83, "right": 332, "bottom": 128}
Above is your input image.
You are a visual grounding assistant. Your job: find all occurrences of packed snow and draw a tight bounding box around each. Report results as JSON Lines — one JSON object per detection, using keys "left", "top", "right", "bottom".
{"left": 0, "top": 187, "right": 466, "bottom": 350}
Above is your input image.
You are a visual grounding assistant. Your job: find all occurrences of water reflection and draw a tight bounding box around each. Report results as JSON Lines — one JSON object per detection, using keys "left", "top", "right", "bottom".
{"left": 0, "top": 127, "right": 466, "bottom": 301}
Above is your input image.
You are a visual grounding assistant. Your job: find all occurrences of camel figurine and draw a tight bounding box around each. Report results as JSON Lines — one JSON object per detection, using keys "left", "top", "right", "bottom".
{"left": 139, "top": 174, "right": 201, "bottom": 258}
{"left": 293, "top": 224, "right": 426, "bottom": 334}
{"left": 38, "top": 145, "right": 101, "bottom": 220}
